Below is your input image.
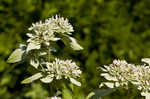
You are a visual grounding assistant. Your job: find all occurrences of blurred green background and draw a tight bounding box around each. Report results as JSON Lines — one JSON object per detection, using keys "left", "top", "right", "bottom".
{"left": 0, "top": 0, "right": 150, "bottom": 99}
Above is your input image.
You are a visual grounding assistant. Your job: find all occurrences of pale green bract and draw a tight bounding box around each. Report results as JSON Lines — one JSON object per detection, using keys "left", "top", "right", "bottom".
{"left": 7, "top": 44, "right": 26, "bottom": 63}
{"left": 40, "top": 75, "right": 54, "bottom": 83}
{"left": 21, "top": 73, "right": 43, "bottom": 84}
{"left": 30, "top": 58, "right": 39, "bottom": 69}
{"left": 69, "top": 37, "right": 83, "bottom": 50}
{"left": 69, "top": 77, "right": 81, "bottom": 86}
{"left": 26, "top": 42, "right": 41, "bottom": 52}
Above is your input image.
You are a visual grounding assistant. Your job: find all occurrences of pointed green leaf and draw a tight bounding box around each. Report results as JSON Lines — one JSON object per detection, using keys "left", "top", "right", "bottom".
{"left": 70, "top": 78, "right": 81, "bottom": 86}
{"left": 21, "top": 73, "right": 43, "bottom": 84}
{"left": 7, "top": 48, "right": 25, "bottom": 63}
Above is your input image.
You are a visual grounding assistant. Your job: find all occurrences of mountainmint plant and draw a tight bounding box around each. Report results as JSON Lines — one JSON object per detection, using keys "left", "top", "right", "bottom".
{"left": 7, "top": 15, "right": 83, "bottom": 98}
{"left": 99, "top": 58, "right": 150, "bottom": 99}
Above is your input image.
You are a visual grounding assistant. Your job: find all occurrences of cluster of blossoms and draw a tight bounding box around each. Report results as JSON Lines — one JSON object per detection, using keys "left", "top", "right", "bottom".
{"left": 27, "top": 15, "right": 76, "bottom": 48}
{"left": 100, "top": 58, "right": 150, "bottom": 97}
{"left": 40, "top": 58, "right": 82, "bottom": 86}
{"left": 45, "top": 58, "right": 81, "bottom": 79}
{"left": 8, "top": 15, "right": 83, "bottom": 89}
{"left": 26, "top": 15, "right": 82, "bottom": 52}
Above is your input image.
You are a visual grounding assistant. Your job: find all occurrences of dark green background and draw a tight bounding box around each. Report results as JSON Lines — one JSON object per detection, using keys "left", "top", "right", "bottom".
{"left": 0, "top": 0, "right": 150, "bottom": 99}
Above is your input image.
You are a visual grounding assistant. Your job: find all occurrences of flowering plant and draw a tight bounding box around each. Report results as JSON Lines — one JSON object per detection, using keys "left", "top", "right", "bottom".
{"left": 7, "top": 15, "right": 83, "bottom": 98}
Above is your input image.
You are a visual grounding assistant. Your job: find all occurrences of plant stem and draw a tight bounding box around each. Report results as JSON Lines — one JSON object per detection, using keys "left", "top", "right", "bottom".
{"left": 39, "top": 63, "right": 45, "bottom": 72}
{"left": 126, "top": 89, "right": 132, "bottom": 99}
{"left": 49, "top": 83, "right": 53, "bottom": 96}
{"left": 47, "top": 47, "right": 51, "bottom": 62}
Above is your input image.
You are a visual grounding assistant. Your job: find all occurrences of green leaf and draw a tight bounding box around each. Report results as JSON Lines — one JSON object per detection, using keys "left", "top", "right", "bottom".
{"left": 21, "top": 73, "right": 43, "bottom": 84}
{"left": 40, "top": 75, "right": 53, "bottom": 83}
{"left": 26, "top": 42, "right": 41, "bottom": 52}
{"left": 89, "top": 88, "right": 116, "bottom": 99}
{"left": 7, "top": 48, "right": 25, "bottom": 63}
{"left": 69, "top": 78, "right": 81, "bottom": 86}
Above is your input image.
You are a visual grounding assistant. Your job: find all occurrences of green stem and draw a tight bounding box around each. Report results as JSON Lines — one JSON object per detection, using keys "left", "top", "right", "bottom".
{"left": 39, "top": 63, "right": 45, "bottom": 72}
{"left": 47, "top": 47, "right": 51, "bottom": 62}
{"left": 49, "top": 81, "right": 57, "bottom": 96}
{"left": 49, "top": 83, "right": 53, "bottom": 96}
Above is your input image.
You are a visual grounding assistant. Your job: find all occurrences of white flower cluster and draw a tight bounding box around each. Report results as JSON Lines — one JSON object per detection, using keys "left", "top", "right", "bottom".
{"left": 25, "top": 15, "right": 82, "bottom": 52}
{"left": 27, "top": 15, "right": 74, "bottom": 46}
{"left": 40, "top": 58, "right": 82, "bottom": 86}
{"left": 100, "top": 58, "right": 150, "bottom": 97}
